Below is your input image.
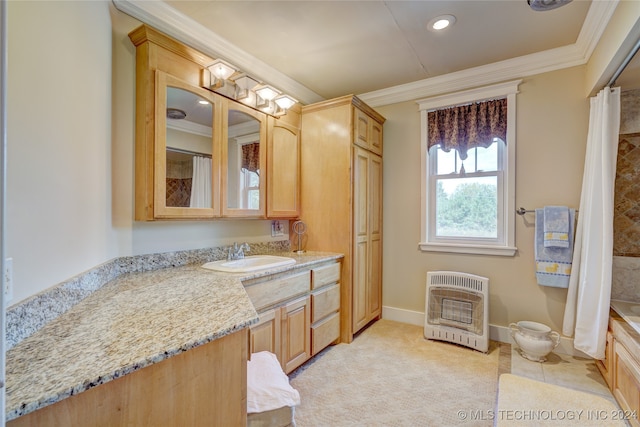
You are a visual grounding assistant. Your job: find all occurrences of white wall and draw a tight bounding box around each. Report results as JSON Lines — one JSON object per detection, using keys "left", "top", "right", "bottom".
{"left": 377, "top": 66, "right": 590, "bottom": 332}
{"left": 6, "top": 2, "right": 283, "bottom": 305}
{"left": 7, "top": 1, "right": 117, "bottom": 303}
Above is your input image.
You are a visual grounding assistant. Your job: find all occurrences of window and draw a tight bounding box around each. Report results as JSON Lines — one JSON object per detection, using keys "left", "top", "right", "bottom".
{"left": 418, "top": 80, "right": 520, "bottom": 256}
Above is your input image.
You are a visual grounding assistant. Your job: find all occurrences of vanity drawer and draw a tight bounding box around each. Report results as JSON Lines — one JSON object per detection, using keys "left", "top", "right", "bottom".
{"left": 245, "top": 271, "right": 310, "bottom": 312}
{"left": 311, "top": 311, "right": 340, "bottom": 355}
{"left": 311, "top": 283, "right": 340, "bottom": 323}
{"left": 311, "top": 262, "right": 341, "bottom": 289}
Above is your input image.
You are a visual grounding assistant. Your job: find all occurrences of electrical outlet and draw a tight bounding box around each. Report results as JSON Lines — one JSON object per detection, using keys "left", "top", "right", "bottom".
{"left": 4, "top": 257, "right": 13, "bottom": 303}
{"left": 271, "top": 220, "right": 284, "bottom": 237}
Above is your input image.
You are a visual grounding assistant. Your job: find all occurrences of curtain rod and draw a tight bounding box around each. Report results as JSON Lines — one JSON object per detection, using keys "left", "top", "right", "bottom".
{"left": 166, "top": 147, "right": 212, "bottom": 159}
{"left": 607, "top": 36, "right": 640, "bottom": 88}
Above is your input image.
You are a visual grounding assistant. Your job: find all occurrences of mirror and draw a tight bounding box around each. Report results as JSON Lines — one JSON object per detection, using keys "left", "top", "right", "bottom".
{"left": 165, "top": 86, "right": 214, "bottom": 209}
{"left": 226, "top": 108, "right": 261, "bottom": 211}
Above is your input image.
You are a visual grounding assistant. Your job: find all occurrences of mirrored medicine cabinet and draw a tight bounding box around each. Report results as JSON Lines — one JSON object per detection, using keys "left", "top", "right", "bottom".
{"left": 130, "top": 24, "right": 297, "bottom": 221}
{"left": 154, "top": 72, "right": 222, "bottom": 219}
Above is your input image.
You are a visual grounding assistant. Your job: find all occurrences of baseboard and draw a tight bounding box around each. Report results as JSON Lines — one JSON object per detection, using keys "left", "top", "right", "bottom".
{"left": 381, "top": 305, "right": 590, "bottom": 358}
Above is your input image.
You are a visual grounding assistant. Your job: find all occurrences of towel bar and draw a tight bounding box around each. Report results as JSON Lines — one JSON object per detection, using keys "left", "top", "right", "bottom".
{"left": 516, "top": 207, "right": 578, "bottom": 216}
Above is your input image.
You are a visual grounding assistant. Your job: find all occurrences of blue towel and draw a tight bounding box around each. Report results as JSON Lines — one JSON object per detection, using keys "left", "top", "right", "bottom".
{"left": 543, "top": 206, "right": 570, "bottom": 248}
{"left": 535, "top": 208, "right": 575, "bottom": 288}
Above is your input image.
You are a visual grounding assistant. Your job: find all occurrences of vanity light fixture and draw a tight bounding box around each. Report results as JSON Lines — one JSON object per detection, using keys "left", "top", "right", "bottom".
{"left": 207, "top": 59, "right": 237, "bottom": 89}
{"left": 428, "top": 14, "right": 456, "bottom": 31}
{"left": 274, "top": 94, "right": 297, "bottom": 110}
{"left": 233, "top": 74, "right": 260, "bottom": 101}
{"left": 200, "top": 62, "right": 296, "bottom": 117}
{"left": 208, "top": 59, "right": 236, "bottom": 80}
{"left": 255, "top": 84, "right": 281, "bottom": 101}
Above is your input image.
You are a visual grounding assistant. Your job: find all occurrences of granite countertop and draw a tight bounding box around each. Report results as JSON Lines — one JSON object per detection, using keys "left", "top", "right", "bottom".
{"left": 611, "top": 299, "right": 640, "bottom": 336}
{"left": 5, "top": 250, "right": 342, "bottom": 421}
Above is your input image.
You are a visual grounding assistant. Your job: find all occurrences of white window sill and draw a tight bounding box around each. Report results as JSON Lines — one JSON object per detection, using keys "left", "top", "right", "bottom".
{"left": 419, "top": 242, "right": 517, "bottom": 257}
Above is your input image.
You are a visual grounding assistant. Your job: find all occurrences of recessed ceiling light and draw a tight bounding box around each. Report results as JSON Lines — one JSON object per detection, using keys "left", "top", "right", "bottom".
{"left": 428, "top": 14, "right": 456, "bottom": 31}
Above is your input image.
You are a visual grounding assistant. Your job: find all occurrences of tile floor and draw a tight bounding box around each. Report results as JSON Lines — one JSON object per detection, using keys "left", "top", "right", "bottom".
{"left": 510, "top": 347, "right": 617, "bottom": 404}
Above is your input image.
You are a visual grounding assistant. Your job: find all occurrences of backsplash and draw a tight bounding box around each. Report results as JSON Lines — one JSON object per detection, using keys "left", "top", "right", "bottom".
{"left": 5, "top": 241, "right": 290, "bottom": 350}
{"left": 614, "top": 131, "right": 640, "bottom": 256}
{"left": 612, "top": 88, "right": 640, "bottom": 302}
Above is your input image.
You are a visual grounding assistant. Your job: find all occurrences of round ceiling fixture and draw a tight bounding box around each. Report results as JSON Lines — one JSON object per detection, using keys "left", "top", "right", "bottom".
{"left": 428, "top": 14, "right": 456, "bottom": 31}
{"left": 166, "top": 108, "right": 187, "bottom": 120}
{"left": 527, "top": 0, "right": 573, "bottom": 11}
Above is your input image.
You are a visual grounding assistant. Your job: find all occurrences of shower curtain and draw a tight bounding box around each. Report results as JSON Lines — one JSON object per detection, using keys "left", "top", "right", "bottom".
{"left": 562, "top": 87, "right": 620, "bottom": 360}
{"left": 190, "top": 156, "right": 212, "bottom": 208}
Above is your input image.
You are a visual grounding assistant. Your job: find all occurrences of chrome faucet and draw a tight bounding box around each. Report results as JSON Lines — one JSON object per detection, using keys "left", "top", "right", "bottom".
{"left": 227, "top": 242, "right": 250, "bottom": 260}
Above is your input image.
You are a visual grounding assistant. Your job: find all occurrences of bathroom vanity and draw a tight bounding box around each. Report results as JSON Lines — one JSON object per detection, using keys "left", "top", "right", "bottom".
{"left": 596, "top": 302, "right": 640, "bottom": 427}
{"left": 5, "top": 251, "right": 342, "bottom": 426}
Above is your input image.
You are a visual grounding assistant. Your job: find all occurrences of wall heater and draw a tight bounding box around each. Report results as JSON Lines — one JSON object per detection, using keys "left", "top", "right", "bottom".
{"left": 424, "top": 271, "right": 489, "bottom": 353}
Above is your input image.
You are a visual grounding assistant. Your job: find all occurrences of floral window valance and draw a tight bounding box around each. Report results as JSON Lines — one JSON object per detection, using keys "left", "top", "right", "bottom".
{"left": 427, "top": 98, "right": 507, "bottom": 160}
{"left": 241, "top": 142, "right": 260, "bottom": 174}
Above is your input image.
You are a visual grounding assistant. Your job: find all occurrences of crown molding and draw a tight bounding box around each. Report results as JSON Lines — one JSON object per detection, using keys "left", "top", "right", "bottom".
{"left": 359, "top": 0, "right": 619, "bottom": 107}
{"left": 112, "top": 0, "right": 324, "bottom": 105}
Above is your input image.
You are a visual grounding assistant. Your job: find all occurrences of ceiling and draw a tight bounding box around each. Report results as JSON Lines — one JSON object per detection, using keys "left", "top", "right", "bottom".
{"left": 120, "top": 0, "right": 640, "bottom": 104}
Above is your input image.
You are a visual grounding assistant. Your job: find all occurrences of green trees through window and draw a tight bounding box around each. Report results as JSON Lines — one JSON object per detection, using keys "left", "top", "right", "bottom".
{"left": 435, "top": 177, "right": 498, "bottom": 238}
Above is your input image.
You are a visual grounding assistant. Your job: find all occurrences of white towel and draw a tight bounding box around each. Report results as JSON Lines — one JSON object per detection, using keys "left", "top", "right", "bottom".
{"left": 535, "top": 208, "right": 575, "bottom": 288}
{"left": 247, "top": 351, "right": 301, "bottom": 413}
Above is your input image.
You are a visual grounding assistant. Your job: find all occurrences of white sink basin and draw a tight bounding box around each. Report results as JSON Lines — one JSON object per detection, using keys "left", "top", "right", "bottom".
{"left": 202, "top": 255, "right": 296, "bottom": 273}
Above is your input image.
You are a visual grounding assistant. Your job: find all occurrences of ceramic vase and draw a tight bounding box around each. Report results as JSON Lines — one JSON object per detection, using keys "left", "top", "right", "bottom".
{"left": 509, "top": 320, "right": 560, "bottom": 362}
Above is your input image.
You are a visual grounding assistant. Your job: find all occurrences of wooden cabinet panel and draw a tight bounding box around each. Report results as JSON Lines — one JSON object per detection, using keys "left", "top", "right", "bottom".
{"left": 311, "top": 262, "right": 341, "bottom": 290}
{"left": 244, "top": 271, "right": 310, "bottom": 312}
{"left": 352, "top": 147, "right": 383, "bottom": 333}
{"left": 354, "top": 108, "right": 370, "bottom": 151}
{"left": 597, "top": 329, "right": 614, "bottom": 389}
{"left": 352, "top": 239, "right": 369, "bottom": 332}
{"left": 249, "top": 308, "right": 281, "bottom": 360}
{"left": 369, "top": 236, "right": 382, "bottom": 318}
{"left": 353, "top": 106, "right": 383, "bottom": 156}
{"left": 281, "top": 296, "right": 311, "bottom": 374}
{"left": 614, "top": 340, "right": 640, "bottom": 427}
{"left": 9, "top": 330, "right": 248, "bottom": 427}
{"left": 301, "top": 95, "right": 384, "bottom": 343}
{"left": 247, "top": 262, "right": 340, "bottom": 373}
{"left": 370, "top": 119, "right": 383, "bottom": 156}
{"left": 312, "top": 312, "right": 340, "bottom": 355}
{"left": 267, "top": 117, "right": 300, "bottom": 218}
{"left": 311, "top": 283, "right": 340, "bottom": 323}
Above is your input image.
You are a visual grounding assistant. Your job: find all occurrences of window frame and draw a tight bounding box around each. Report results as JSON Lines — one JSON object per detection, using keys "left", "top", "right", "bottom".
{"left": 418, "top": 80, "right": 521, "bottom": 256}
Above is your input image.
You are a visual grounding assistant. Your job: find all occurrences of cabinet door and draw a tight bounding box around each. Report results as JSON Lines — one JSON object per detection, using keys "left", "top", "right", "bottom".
{"left": 352, "top": 148, "right": 383, "bottom": 334}
{"left": 596, "top": 329, "right": 614, "bottom": 389}
{"left": 353, "top": 107, "right": 383, "bottom": 156}
{"left": 249, "top": 308, "right": 281, "bottom": 361}
{"left": 267, "top": 117, "right": 300, "bottom": 218}
{"left": 352, "top": 147, "right": 370, "bottom": 332}
{"left": 153, "top": 71, "right": 222, "bottom": 219}
{"left": 369, "top": 119, "right": 383, "bottom": 156}
{"left": 221, "top": 99, "right": 267, "bottom": 218}
{"left": 281, "top": 296, "right": 311, "bottom": 373}
{"left": 613, "top": 340, "right": 640, "bottom": 427}
{"left": 368, "top": 153, "right": 383, "bottom": 319}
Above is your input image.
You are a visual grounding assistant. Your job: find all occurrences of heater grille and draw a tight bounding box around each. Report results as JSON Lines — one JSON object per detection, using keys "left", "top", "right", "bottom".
{"left": 424, "top": 271, "right": 489, "bottom": 353}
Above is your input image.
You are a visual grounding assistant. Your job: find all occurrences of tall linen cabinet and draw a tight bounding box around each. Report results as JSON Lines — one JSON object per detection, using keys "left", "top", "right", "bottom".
{"left": 300, "top": 95, "right": 385, "bottom": 343}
